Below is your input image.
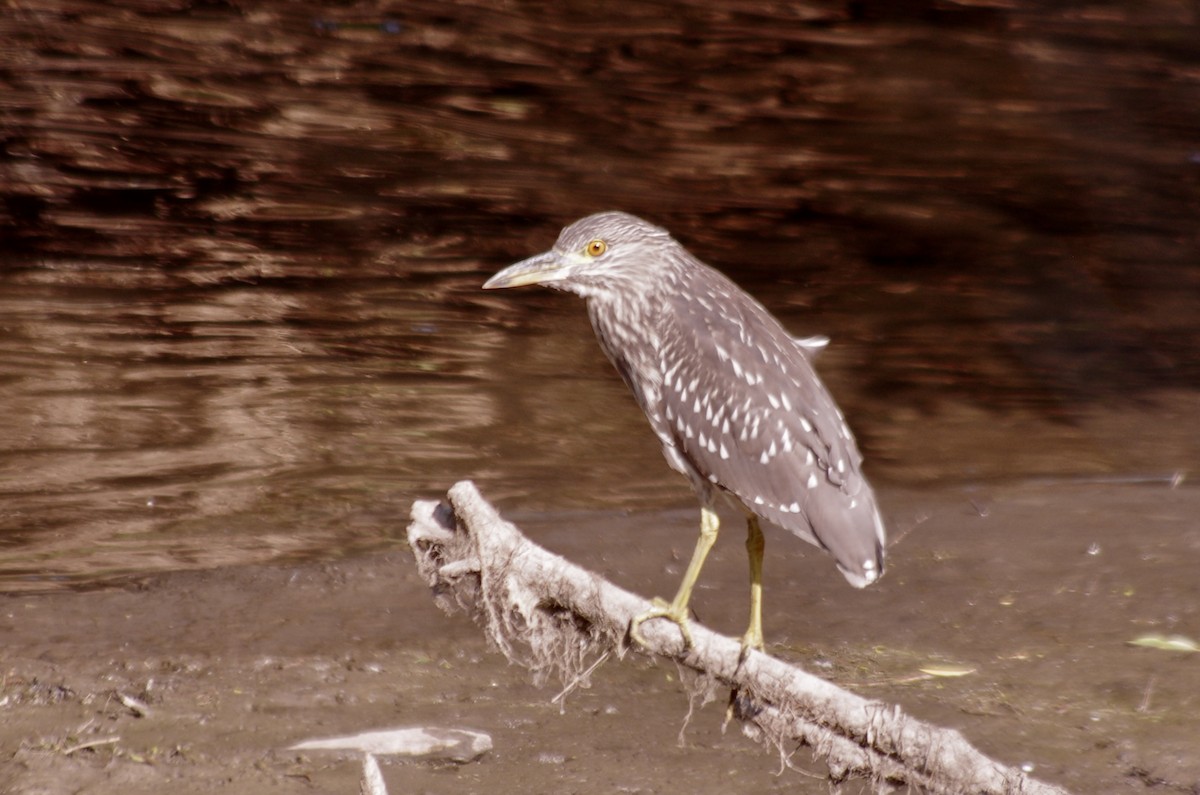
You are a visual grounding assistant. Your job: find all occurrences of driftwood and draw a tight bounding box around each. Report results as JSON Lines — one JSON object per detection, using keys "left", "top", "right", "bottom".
{"left": 407, "top": 481, "right": 1070, "bottom": 794}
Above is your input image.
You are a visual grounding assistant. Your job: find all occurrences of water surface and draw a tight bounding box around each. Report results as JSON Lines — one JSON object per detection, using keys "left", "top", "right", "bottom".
{"left": 1, "top": 0, "right": 1197, "bottom": 591}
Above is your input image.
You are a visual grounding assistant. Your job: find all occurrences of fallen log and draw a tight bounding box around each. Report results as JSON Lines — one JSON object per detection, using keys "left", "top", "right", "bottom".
{"left": 407, "top": 480, "right": 1069, "bottom": 794}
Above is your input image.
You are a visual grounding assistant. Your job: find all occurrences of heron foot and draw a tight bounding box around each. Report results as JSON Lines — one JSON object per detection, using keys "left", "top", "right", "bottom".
{"left": 738, "top": 626, "right": 764, "bottom": 664}
{"left": 630, "top": 597, "right": 694, "bottom": 650}
{"left": 725, "top": 631, "right": 766, "bottom": 726}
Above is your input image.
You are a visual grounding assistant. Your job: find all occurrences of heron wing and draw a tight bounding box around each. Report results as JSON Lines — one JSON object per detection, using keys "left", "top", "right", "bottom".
{"left": 653, "top": 264, "right": 885, "bottom": 586}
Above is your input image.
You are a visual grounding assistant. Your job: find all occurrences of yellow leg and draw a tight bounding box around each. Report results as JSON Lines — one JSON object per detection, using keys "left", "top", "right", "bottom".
{"left": 725, "top": 516, "right": 766, "bottom": 724}
{"left": 741, "top": 515, "right": 765, "bottom": 656}
{"left": 631, "top": 505, "right": 720, "bottom": 650}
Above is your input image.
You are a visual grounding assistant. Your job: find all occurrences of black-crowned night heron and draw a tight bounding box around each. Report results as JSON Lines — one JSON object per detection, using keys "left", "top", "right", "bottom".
{"left": 484, "top": 212, "right": 885, "bottom": 654}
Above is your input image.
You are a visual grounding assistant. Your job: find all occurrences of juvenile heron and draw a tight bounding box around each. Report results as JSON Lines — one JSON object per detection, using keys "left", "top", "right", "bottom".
{"left": 484, "top": 212, "right": 885, "bottom": 653}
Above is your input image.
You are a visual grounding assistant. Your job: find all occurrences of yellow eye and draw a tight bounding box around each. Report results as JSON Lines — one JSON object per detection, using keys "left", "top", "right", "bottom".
{"left": 585, "top": 239, "right": 607, "bottom": 257}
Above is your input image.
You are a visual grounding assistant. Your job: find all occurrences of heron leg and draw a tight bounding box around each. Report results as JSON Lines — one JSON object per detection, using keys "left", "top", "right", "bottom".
{"left": 724, "top": 515, "right": 767, "bottom": 725}
{"left": 630, "top": 504, "right": 720, "bottom": 650}
{"left": 741, "top": 515, "right": 765, "bottom": 656}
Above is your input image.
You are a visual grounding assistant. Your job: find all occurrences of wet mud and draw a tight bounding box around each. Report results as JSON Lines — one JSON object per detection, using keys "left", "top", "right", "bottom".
{"left": 3, "top": 481, "right": 1199, "bottom": 793}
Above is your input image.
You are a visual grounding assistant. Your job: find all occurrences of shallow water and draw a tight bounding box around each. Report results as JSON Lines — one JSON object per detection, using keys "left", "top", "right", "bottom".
{"left": 1, "top": 0, "right": 1198, "bottom": 595}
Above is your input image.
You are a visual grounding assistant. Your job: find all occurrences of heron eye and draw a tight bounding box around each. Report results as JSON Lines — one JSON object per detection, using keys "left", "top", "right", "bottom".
{"left": 584, "top": 239, "right": 607, "bottom": 257}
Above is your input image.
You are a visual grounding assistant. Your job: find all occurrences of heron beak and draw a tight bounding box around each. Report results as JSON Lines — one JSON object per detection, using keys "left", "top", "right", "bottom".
{"left": 483, "top": 250, "right": 569, "bottom": 289}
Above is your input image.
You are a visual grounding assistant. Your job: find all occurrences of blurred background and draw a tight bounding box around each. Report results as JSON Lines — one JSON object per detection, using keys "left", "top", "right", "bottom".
{"left": 1, "top": 0, "right": 1198, "bottom": 591}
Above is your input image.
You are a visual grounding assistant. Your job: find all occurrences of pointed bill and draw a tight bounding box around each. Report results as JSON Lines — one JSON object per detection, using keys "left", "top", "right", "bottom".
{"left": 483, "top": 251, "right": 568, "bottom": 289}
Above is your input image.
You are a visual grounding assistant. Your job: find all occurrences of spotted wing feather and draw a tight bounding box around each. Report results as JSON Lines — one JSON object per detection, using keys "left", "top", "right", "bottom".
{"left": 652, "top": 263, "right": 885, "bottom": 587}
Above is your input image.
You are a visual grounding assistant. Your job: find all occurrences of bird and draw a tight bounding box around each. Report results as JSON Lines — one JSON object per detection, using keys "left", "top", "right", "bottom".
{"left": 483, "top": 211, "right": 886, "bottom": 654}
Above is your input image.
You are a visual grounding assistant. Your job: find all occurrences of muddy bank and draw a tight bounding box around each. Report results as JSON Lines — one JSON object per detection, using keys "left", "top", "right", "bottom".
{"left": 3, "top": 481, "right": 1198, "bottom": 793}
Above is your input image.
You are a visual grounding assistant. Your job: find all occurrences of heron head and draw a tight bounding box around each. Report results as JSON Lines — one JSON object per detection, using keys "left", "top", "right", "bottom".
{"left": 483, "top": 212, "right": 674, "bottom": 293}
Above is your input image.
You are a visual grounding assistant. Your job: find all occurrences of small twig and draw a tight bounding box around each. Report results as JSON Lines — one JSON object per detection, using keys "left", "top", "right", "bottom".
{"left": 1137, "top": 675, "right": 1156, "bottom": 713}
{"left": 62, "top": 736, "right": 120, "bottom": 756}
{"left": 1022, "top": 471, "right": 1185, "bottom": 488}
{"left": 551, "top": 650, "right": 611, "bottom": 709}
{"left": 360, "top": 753, "right": 388, "bottom": 795}
{"left": 118, "top": 691, "right": 151, "bottom": 717}
{"left": 883, "top": 510, "right": 928, "bottom": 549}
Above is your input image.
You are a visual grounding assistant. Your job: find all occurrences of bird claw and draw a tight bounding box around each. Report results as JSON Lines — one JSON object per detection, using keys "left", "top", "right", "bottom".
{"left": 725, "top": 636, "right": 765, "bottom": 727}
{"left": 739, "top": 628, "right": 764, "bottom": 663}
{"left": 630, "top": 598, "right": 693, "bottom": 651}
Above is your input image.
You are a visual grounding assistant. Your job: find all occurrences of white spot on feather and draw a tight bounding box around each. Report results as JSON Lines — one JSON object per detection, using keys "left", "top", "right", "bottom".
{"left": 664, "top": 359, "right": 682, "bottom": 384}
{"left": 807, "top": 473, "right": 818, "bottom": 489}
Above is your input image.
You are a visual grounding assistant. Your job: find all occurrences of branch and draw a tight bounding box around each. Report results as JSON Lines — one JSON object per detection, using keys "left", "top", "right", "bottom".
{"left": 407, "top": 481, "right": 1070, "bottom": 794}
